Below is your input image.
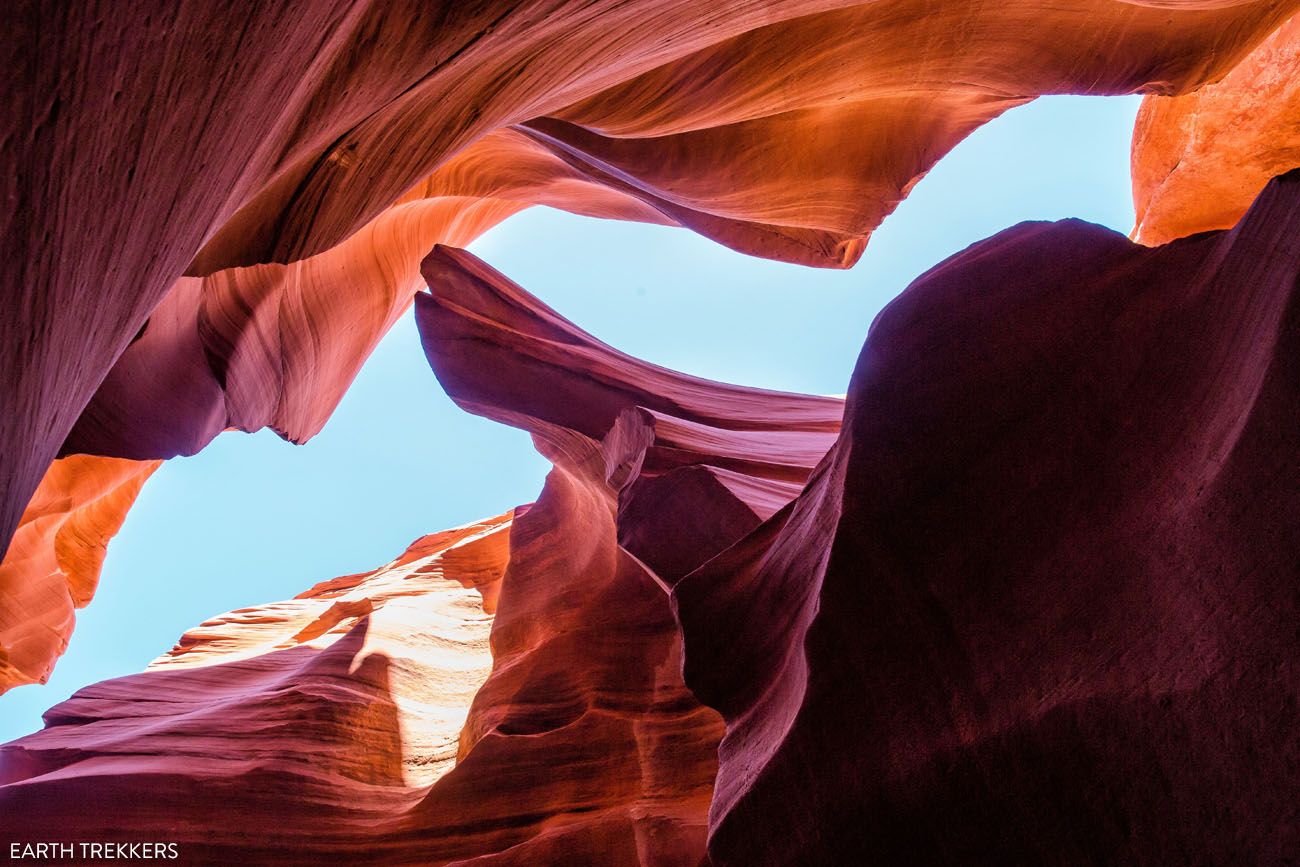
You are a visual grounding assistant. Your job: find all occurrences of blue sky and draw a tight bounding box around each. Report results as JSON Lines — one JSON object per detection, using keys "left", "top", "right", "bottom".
{"left": 0, "top": 95, "right": 1139, "bottom": 743}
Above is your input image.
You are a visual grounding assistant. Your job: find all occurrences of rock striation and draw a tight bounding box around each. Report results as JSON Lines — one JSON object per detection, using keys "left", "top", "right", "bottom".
{"left": 0, "top": 512, "right": 514, "bottom": 861}
{"left": 59, "top": 129, "right": 668, "bottom": 463}
{"left": 0, "top": 456, "right": 158, "bottom": 693}
{"left": 4, "top": 0, "right": 1293, "bottom": 569}
{"left": 414, "top": 243, "right": 845, "bottom": 586}
{"left": 4, "top": 3, "right": 1300, "bottom": 862}
{"left": 4, "top": 169, "right": 1298, "bottom": 862}
{"left": 673, "top": 170, "right": 1300, "bottom": 865}
{"left": 1, "top": 249, "right": 848, "bottom": 863}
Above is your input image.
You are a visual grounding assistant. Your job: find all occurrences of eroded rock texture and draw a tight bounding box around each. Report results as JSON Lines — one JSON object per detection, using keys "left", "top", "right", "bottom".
{"left": 0, "top": 248, "right": 851, "bottom": 863}
{"left": 59, "top": 130, "right": 668, "bottom": 463}
{"left": 1133, "top": 15, "right": 1300, "bottom": 243}
{"left": 0, "top": 456, "right": 158, "bottom": 693}
{"left": 4, "top": 0, "right": 1293, "bottom": 568}
{"left": 0, "top": 512, "right": 514, "bottom": 861}
{"left": 673, "top": 171, "right": 1300, "bottom": 865}
{"left": 411, "top": 244, "right": 844, "bottom": 862}
{"left": 5, "top": 2, "right": 1300, "bottom": 862}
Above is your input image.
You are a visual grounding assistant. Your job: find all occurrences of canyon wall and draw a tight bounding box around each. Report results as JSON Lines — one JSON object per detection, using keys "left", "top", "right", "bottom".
{"left": 0, "top": 248, "right": 847, "bottom": 863}
{"left": 4, "top": 0, "right": 1293, "bottom": 575}
{"left": 0, "top": 513, "right": 514, "bottom": 862}
{"left": 3, "top": 5, "right": 1299, "bottom": 864}
{"left": 0, "top": 457, "right": 158, "bottom": 693}
{"left": 4, "top": 169, "right": 1297, "bottom": 861}
{"left": 1133, "top": 15, "right": 1300, "bottom": 243}
{"left": 675, "top": 170, "right": 1300, "bottom": 865}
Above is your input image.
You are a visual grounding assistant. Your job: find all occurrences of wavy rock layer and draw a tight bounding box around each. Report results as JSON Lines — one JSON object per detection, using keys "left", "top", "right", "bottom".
{"left": 4, "top": 0, "right": 1292, "bottom": 564}
{"left": 8, "top": 129, "right": 664, "bottom": 692}
{"left": 5, "top": 173, "right": 1297, "bottom": 861}
{"left": 0, "top": 512, "right": 514, "bottom": 861}
{"left": 1133, "top": 15, "right": 1300, "bottom": 243}
{"left": 0, "top": 456, "right": 158, "bottom": 693}
{"left": 674, "top": 171, "right": 1300, "bottom": 865}
{"left": 411, "top": 245, "right": 842, "bottom": 863}
{"left": 6, "top": 3, "right": 1300, "bottom": 857}
{"left": 60, "top": 128, "right": 670, "bottom": 462}
{"left": 0, "top": 248, "right": 847, "bottom": 863}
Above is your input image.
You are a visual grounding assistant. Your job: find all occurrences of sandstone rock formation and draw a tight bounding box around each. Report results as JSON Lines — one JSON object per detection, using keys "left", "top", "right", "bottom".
{"left": 1133, "top": 15, "right": 1300, "bottom": 244}
{"left": 5, "top": 2, "right": 1300, "bottom": 863}
{"left": 4, "top": 0, "right": 1293, "bottom": 572}
{"left": 673, "top": 170, "right": 1300, "bottom": 865}
{"left": 1, "top": 249, "right": 851, "bottom": 862}
{"left": 413, "top": 237, "right": 844, "bottom": 643}
{"left": 0, "top": 513, "right": 514, "bottom": 861}
{"left": 59, "top": 129, "right": 665, "bottom": 463}
{"left": 0, "top": 456, "right": 158, "bottom": 693}
{"left": 4, "top": 171, "right": 1298, "bottom": 864}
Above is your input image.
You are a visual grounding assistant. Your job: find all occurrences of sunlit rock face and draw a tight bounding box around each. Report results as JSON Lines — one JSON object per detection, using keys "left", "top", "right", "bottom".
{"left": 0, "top": 457, "right": 158, "bottom": 693}
{"left": 674, "top": 172, "right": 1300, "bottom": 865}
{"left": 1133, "top": 15, "right": 1300, "bottom": 244}
{"left": 0, "top": 513, "right": 513, "bottom": 861}
{"left": 4, "top": 0, "right": 1293, "bottom": 568}
{"left": 58, "top": 129, "right": 670, "bottom": 465}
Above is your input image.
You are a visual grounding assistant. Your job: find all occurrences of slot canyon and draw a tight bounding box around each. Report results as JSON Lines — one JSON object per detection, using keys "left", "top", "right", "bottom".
{"left": 1, "top": 2, "right": 1298, "bottom": 864}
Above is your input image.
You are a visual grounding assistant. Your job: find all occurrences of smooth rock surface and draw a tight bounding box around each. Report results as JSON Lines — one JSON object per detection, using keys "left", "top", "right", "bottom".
{"left": 0, "top": 248, "right": 849, "bottom": 862}
{"left": 674, "top": 171, "right": 1300, "bottom": 865}
{"left": 0, "top": 457, "right": 158, "bottom": 693}
{"left": 5, "top": 0, "right": 1292, "bottom": 563}
{"left": 1133, "top": 15, "right": 1300, "bottom": 243}
{"left": 5, "top": 5, "right": 1300, "bottom": 859}
{"left": 0, "top": 512, "right": 515, "bottom": 861}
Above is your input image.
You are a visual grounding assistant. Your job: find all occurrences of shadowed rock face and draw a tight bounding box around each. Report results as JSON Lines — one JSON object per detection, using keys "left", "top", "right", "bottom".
{"left": 673, "top": 171, "right": 1300, "bottom": 866}
{"left": 3, "top": 0, "right": 1293, "bottom": 571}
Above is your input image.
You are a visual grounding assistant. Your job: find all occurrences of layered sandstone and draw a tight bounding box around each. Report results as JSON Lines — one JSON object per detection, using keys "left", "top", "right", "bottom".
{"left": 0, "top": 457, "right": 158, "bottom": 693}
{"left": 5, "top": 0, "right": 1292, "bottom": 572}
{"left": 59, "top": 129, "right": 668, "bottom": 462}
{"left": 674, "top": 171, "right": 1300, "bottom": 865}
{"left": 0, "top": 513, "right": 514, "bottom": 861}
{"left": 4, "top": 2, "right": 1300, "bottom": 862}
{"left": 4, "top": 171, "right": 1298, "bottom": 862}
{"left": 1, "top": 249, "right": 851, "bottom": 862}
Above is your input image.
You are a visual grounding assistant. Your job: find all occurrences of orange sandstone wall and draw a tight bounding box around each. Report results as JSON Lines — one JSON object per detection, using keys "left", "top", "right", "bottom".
{"left": 1133, "top": 16, "right": 1300, "bottom": 244}
{"left": 0, "top": 457, "right": 158, "bottom": 693}
{"left": 4, "top": 0, "right": 1292, "bottom": 567}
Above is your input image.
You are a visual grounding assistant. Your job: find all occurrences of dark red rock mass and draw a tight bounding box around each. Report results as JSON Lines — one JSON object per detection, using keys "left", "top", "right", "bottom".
{"left": 3, "top": 0, "right": 1294, "bottom": 574}
{"left": 673, "top": 170, "right": 1300, "bottom": 865}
